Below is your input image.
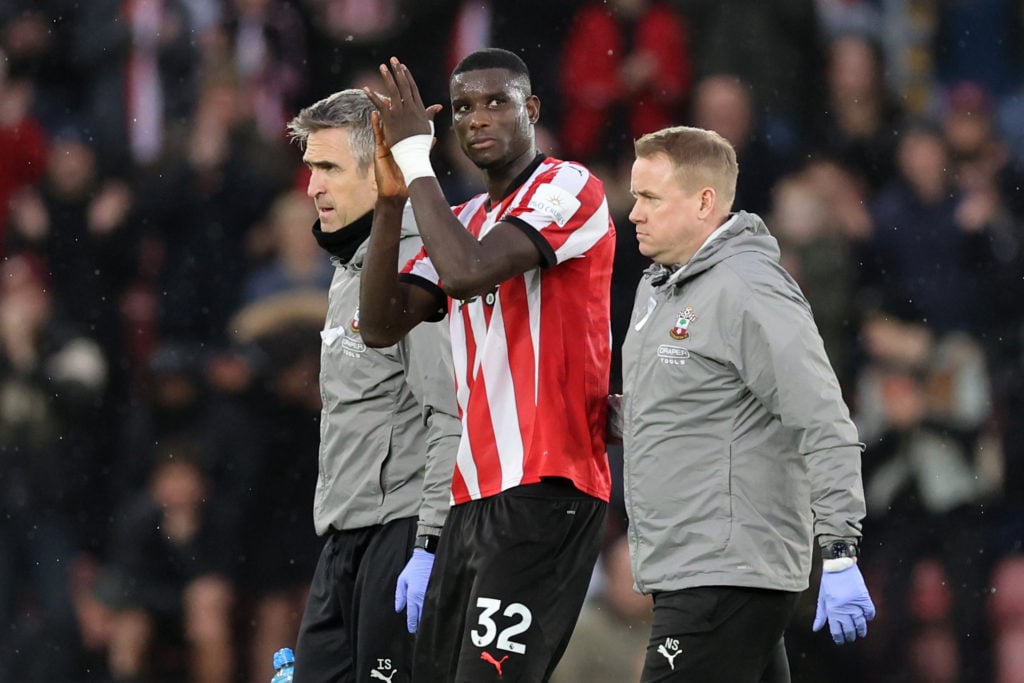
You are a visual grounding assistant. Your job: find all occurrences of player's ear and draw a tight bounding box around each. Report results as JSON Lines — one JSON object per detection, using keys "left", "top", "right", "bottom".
{"left": 526, "top": 95, "right": 540, "bottom": 125}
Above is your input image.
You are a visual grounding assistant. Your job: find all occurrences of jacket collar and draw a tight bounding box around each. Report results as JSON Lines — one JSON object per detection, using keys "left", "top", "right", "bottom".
{"left": 311, "top": 210, "right": 373, "bottom": 264}
{"left": 644, "top": 212, "right": 775, "bottom": 288}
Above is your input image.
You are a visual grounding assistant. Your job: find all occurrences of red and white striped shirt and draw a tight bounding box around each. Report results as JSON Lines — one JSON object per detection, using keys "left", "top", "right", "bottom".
{"left": 402, "top": 156, "right": 615, "bottom": 504}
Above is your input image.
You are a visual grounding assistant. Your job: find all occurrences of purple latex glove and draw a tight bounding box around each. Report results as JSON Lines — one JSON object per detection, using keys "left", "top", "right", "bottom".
{"left": 395, "top": 548, "right": 434, "bottom": 633}
{"left": 813, "top": 562, "right": 877, "bottom": 644}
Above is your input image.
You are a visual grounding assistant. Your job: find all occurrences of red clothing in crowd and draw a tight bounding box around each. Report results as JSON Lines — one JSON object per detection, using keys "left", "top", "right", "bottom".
{"left": 0, "top": 116, "right": 47, "bottom": 253}
{"left": 560, "top": 2, "right": 692, "bottom": 163}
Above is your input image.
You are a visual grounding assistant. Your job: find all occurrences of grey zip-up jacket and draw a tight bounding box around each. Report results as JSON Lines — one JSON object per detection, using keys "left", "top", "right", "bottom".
{"left": 620, "top": 211, "right": 865, "bottom": 594}
{"left": 314, "top": 207, "right": 459, "bottom": 538}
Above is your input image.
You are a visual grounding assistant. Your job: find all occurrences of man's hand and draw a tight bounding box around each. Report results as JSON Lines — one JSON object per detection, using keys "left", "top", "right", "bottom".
{"left": 395, "top": 548, "right": 434, "bottom": 633}
{"left": 813, "top": 563, "right": 876, "bottom": 644}
{"left": 365, "top": 57, "right": 442, "bottom": 146}
{"left": 364, "top": 58, "right": 442, "bottom": 188}
{"left": 371, "top": 110, "right": 407, "bottom": 202}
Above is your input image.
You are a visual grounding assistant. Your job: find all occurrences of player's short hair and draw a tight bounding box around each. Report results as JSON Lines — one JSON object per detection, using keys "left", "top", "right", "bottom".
{"left": 286, "top": 89, "right": 374, "bottom": 172}
{"left": 635, "top": 126, "right": 739, "bottom": 212}
{"left": 451, "top": 48, "right": 532, "bottom": 95}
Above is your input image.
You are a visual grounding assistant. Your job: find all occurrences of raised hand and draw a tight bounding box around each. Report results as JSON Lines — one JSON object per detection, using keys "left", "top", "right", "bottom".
{"left": 364, "top": 57, "right": 442, "bottom": 146}
{"left": 370, "top": 110, "right": 407, "bottom": 202}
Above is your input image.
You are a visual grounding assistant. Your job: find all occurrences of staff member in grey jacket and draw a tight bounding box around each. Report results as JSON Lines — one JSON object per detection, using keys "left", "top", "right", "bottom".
{"left": 613, "top": 125, "right": 875, "bottom": 682}
{"left": 286, "top": 89, "right": 459, "bottom": 683}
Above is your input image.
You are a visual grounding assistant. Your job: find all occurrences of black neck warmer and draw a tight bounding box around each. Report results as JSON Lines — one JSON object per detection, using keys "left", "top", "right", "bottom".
{"left": 311, "top": 211, "right": 373, "bottom": 264}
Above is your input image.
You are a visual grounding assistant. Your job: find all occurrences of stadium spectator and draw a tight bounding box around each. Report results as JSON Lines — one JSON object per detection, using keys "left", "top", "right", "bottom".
{"left": 210, "top": 0, "right": 309, "bottom": 142}
{"left": 242, "top": 189, "right": 333, "bottom": 304}
{"left": 859, "top": 121, "right": 1001, "bottom": 337}
{"left": 0, "top": 253, "right": 108, "bottom": 682}
{"left": 72, "top": 0, "right": 202, "bottom": 173}
{"left": 690, "top": 74, "right": 796, "bottom": 217}
{"left": 0, "top": 54, "right": 46, "bottom": 255}
{"left": 96, "top": 448, "right": 237, "bottom": 683}
{"left": 559, "top": 0, "right": 692, "bottom": 167}
{"left": 5, "top": 125, "right": 137, "bottom": 395}
{"left": 854, "top": 302, "right": 997, "bottom": 682}
{"left": 678, "top": 0, "right": 823, "bottom": 155}
{"left": 811, "top": 31, "right": 904, "bottom": 192}
{"left": 132, "top": 73, "right": 292, "bottom": 343}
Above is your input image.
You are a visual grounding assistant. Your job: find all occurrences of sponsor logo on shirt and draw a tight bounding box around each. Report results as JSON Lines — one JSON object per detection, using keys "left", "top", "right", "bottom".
{"left": 481, "top": 651, "right": 509, "bottom": 675}
{"left": 527, "top": 183, "right": 580, "bottom": 227}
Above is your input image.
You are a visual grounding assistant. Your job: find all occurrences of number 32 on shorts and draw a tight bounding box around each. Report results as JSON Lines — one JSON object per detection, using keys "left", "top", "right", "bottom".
{"left": 470, "top": 597, "right": 533, "bottom": 654}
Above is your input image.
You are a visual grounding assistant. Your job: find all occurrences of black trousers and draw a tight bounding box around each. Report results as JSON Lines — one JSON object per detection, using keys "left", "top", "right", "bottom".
{"left": 293, "top": 517, "right": 416, "bottom": 683}
{"left": 641, "top": 586, "right": 800, "bottom": 683}
{"left": 413, "top": 481, "right": 608, "bottom": 682}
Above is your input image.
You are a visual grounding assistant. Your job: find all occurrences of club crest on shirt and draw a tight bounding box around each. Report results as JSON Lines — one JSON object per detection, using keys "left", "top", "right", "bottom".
{"left": 669, "top": 306, "right": 696, "bottom": 340}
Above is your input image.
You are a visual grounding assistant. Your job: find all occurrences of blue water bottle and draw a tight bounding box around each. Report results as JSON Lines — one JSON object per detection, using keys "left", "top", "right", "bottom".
{"left": 271, "top": 647, "right": 295, "bottom": 683}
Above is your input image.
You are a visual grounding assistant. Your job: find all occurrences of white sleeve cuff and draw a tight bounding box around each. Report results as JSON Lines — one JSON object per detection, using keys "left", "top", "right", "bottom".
{"left": 823, "top": 557, "right": 856, "bottom": 573}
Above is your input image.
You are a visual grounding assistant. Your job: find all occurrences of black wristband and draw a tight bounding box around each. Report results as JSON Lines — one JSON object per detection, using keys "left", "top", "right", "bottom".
{"left": 821, "top": 540, "right": 859, "bottom": 560}
{"left": 415, "top": 534, "right": 440, "bottom": 553}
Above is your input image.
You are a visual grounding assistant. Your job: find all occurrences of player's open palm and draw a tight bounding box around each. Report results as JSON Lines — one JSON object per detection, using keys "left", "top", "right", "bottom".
{"left": 366, "top": 57, "right": 441, "bottom": 145}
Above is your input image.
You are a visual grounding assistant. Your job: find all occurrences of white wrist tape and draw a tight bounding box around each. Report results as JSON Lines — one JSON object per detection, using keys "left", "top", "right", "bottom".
{"left": 390, "top": 123, "right": 435, "bottom": 185}
{"left": 822, "top": 557, "right": 856, "bottom": 573}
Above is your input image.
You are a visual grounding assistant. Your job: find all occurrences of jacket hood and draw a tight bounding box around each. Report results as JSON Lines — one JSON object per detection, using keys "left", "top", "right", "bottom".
{"left": 645, "top": 211, "right": 780, "bottom": 287}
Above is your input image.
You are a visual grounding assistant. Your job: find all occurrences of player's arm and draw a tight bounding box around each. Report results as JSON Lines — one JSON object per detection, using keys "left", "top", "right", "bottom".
{"left": 366, "top": 58, "right": 543, "bottom": 300}
{"left": 408, "top": 183, "right": 542, "bottom": 300}
{"left": 359, "top": 110, "right": 446, "bottom": 348}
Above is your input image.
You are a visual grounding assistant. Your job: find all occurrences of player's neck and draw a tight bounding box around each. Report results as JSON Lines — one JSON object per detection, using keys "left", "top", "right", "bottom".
{"left": 483, "top": 146, "right": 539, "bottom": 204}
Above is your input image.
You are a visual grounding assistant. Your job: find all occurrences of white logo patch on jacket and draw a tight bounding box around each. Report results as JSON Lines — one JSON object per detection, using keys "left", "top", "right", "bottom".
{"left": 657, "top": 345, "right": 690, "bottom": 366}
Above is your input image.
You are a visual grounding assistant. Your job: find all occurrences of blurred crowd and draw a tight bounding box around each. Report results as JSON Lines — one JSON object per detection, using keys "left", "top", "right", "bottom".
{"left": 1, "top": 0, "right": 1023, "bottom": 681}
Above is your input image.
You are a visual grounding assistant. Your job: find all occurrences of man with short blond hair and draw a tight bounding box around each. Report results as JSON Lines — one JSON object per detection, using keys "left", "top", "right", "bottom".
{"left": 615, "top": 124, "right": 875, "bottom": 682}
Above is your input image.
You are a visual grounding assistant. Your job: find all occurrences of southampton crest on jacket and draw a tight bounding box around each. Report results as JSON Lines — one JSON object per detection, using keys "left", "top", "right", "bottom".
{"left": 669, "top": 306, "right": 696, "bottom": 340}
